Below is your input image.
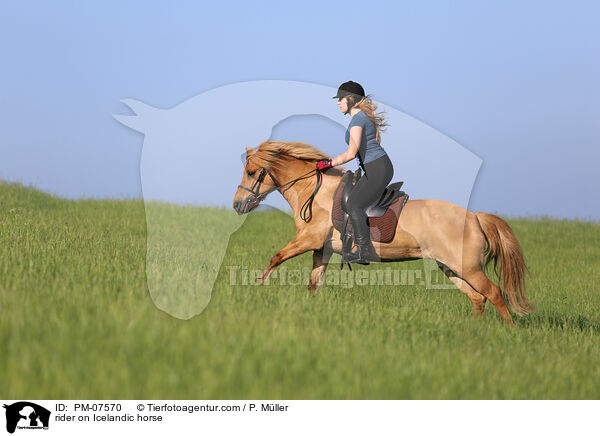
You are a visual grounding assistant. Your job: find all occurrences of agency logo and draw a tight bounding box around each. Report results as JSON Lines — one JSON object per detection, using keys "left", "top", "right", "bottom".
{"left": 3, "top": 402, "right": 50, "bottom": 434}
{"left": 113, "top": 80, "right": 481, "bottom": 319}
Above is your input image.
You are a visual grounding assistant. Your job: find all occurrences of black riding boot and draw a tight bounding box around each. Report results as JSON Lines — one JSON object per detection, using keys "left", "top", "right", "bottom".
{"left": 346, "top": 208, "right": 377, "bottom": 265}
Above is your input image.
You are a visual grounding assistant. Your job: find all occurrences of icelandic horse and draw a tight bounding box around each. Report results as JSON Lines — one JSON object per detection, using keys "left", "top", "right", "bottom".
{"left": 233, "top": 140, "right": 536, "bottom": 324}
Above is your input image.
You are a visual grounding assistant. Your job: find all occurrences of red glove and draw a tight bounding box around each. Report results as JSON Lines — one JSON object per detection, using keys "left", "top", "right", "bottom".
{"left": 316, "top": 159, "right": 333, "bottom": 171}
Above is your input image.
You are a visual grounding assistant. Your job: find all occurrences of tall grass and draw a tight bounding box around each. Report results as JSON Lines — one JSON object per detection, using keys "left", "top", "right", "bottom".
{"left": 1, "top": 181, "right": 599, "bottom": 399}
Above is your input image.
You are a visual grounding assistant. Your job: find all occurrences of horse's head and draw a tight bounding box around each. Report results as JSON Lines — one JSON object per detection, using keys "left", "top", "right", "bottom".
{"left": 233, "top": 146, "right": 281, "bottom": 214}
{"left": 233, "top": 140, "right": 338, "bottom": 215}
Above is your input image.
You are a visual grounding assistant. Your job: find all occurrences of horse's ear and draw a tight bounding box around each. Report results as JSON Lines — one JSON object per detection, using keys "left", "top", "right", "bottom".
{"left": 244, "top": 147, "right": 258, "bottom": 161}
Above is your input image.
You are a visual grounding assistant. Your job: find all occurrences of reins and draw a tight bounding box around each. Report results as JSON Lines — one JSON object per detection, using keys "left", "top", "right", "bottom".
{"left": 238, "top": 166, "right": 323, "bottom": 223}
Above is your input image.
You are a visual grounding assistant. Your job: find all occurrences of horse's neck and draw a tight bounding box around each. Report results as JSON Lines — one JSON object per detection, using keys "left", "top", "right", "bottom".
{"left": 276, "top": 163, "right": 342, "bottom": 215}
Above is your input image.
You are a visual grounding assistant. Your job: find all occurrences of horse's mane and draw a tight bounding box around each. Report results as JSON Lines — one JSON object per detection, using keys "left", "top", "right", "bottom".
{"left": 248, "top": 140, "right": 332, "bottom": 172}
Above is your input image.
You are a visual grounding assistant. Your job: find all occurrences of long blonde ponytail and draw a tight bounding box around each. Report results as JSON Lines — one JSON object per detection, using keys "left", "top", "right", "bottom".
{"left": 347, "top": 94, "right": 389, "bottom": 143}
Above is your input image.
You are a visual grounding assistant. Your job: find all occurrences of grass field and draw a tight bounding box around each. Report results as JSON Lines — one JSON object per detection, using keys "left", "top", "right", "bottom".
{"left": 1, "top": 181, "right": 600, "bottom": 399}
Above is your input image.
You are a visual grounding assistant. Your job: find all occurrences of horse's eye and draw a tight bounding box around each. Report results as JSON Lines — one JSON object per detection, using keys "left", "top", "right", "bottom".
{"left": 247, "top": 171, "right": 255, "bottom": 177}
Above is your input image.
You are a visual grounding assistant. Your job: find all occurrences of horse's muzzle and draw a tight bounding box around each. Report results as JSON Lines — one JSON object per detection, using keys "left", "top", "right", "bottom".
{"left": 233, "top": 196, "right": 259, "bottom": 214}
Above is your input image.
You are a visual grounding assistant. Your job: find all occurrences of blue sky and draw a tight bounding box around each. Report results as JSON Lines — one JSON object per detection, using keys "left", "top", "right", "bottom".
{"left": 1, "top": 1, "right": 598, "bottom": 219}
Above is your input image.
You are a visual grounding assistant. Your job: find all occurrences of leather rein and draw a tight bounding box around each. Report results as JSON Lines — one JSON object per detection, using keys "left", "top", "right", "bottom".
{"left": 237, "top": 166, "right": 323, "bottom": 223}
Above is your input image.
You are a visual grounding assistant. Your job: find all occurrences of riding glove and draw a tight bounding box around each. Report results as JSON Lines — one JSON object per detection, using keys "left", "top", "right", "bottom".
{"left": 316, "top": 159, "right": 332, "bottom": 171}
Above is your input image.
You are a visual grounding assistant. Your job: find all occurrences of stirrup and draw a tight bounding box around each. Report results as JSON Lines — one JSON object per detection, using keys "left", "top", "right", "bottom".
{"left": 340, "top": 249, "right": 355, "bottom": 270}
{"left": 345, "top": 245, "right": 371, "bottom": 265}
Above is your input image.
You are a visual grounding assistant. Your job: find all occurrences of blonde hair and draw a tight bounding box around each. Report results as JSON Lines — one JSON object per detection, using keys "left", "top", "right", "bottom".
{"left": 345, "top": 94, "right": 389, "bottom": 143}
{"left": 247, "top": 140, "right": 331, "bottom": 172}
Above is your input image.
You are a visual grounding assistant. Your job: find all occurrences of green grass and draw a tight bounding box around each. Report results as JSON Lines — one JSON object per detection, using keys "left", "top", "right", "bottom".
{"left": 1, "top": 181, "right": 600, "bottom": 399}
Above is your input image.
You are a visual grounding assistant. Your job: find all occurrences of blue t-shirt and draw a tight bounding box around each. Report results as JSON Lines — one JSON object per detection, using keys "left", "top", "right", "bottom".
{"left": 345, "top": 110, "right": 387, "bottom": 165}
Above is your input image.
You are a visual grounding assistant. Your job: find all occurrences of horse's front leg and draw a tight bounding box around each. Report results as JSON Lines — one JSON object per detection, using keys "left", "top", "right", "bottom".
{"left": 257, "top": 233, "right": 319, "bottom": 285}
{"left": 308, "top": 244, "right": 333, "bottom": 295}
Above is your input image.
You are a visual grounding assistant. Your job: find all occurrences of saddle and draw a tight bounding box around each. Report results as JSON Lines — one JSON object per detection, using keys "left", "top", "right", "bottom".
{"left": 331, "top": 169, "right": 409, "bottom": 267}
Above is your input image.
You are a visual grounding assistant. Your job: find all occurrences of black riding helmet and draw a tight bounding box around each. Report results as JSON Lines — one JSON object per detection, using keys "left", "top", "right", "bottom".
{"left": 332, "top": 81, "right": 365, "bottom": 111}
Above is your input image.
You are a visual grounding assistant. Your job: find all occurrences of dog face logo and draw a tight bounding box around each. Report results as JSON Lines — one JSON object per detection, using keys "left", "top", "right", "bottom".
{"left": 3, "top": 402, "right": 51, "bottom": 434}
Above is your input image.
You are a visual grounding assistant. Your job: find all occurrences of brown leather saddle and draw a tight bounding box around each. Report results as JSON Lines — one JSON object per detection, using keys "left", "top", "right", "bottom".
{"left": 331, "top": 169, "right": 409, "bottom": 268}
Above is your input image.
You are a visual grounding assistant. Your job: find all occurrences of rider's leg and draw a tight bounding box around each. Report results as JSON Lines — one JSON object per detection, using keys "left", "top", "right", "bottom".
{"left": 345, "top": 155, "right": 394, "bottom": 263}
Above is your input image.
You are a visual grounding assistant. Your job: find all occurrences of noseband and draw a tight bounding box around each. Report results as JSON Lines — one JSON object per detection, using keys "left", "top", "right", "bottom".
{"left": 238, "top": 166, "right": 323, "bottom": 223}
{"left": 237, "top": 167, "right": 279, "bottom": 201}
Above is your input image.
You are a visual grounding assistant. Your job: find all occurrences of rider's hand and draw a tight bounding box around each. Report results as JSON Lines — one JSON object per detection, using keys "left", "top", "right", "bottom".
{"left": 316, "top": 159, "right": 333, "bottom": 171}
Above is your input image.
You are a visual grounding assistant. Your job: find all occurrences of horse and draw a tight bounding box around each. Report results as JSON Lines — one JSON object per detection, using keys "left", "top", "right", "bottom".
{"left": 232, "top": 140, "right": 536, "bottom": 325}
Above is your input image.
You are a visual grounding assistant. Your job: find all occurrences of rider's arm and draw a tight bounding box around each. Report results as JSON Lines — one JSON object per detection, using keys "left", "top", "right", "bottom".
{"left": 331, "top": 126, "right": 362, "bottom": 166}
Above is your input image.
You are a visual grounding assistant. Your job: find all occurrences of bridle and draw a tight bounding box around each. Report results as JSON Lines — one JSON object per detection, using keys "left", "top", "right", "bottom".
{"left": 237, "top": 166, "right": 324, "bottom": 223}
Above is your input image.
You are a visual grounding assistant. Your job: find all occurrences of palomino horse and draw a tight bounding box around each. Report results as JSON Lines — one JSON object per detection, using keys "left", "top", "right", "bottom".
{"left": 233, "top": 140, "right": 536, "bottom": 324}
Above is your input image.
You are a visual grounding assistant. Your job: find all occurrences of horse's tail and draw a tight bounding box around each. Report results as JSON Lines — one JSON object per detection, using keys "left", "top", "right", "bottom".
{"left": 475, "top": 212, "right": 536, "bottom": 316}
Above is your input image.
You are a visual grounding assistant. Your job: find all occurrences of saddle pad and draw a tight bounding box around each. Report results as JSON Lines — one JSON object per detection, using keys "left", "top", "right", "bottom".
{"left": 331, "top": 178, "right": 409, "bottom": 243}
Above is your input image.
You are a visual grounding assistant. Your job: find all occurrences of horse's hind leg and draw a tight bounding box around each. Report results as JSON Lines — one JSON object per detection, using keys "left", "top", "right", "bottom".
{"left": 437, "top": 261, "right": 486, "bottom": 318}
{"left": 449, "top": 277, "right": 487, "bottom": 318}
{"left": 465, "top": 270, "right": 513, "bottom": 325}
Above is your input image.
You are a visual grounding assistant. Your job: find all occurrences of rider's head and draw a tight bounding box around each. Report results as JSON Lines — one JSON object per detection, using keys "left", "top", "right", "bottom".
{"left": 332, "top": 81, "right": 389, "bottom": 143}
{"left": 333, "top": 81, "right": 366, "bottom": 115}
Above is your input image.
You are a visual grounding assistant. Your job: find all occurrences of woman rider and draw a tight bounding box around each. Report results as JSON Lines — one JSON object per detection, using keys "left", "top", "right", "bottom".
{"left": 316, "top": 81, "right": 394, "bottom": 265}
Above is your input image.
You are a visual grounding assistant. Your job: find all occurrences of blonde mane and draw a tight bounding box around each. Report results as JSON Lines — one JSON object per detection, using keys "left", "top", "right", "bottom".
{"left": 246, "top": 140, "right": 332, "bottom": 172}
